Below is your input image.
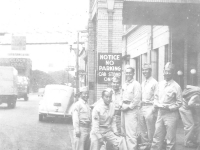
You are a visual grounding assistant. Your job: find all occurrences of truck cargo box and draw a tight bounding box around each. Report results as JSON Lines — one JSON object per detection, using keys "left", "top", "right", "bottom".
{"left": 0, "top": 66, "right": 18, "bottom": 95}
{"left": 0, "top": 66, "right": 18, "bottom": 108}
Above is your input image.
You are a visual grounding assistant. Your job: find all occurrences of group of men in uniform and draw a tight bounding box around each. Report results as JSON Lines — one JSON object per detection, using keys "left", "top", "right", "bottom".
{"left": 72, "top": 62, "right": 200, "bottom": 150}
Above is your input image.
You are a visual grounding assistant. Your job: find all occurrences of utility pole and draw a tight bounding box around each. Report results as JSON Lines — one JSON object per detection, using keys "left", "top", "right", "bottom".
{"left": 70, "top": 30, "right": 87, "bottom": 99}
{"left": 76, "top": 32, "right": 79, "bottom": 94}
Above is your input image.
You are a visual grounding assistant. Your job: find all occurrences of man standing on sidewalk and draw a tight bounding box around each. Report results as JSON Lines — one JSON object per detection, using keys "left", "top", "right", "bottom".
{"left": 111, "top": 75, "right": 122, "bottom": 134}
{"left": 120, "top": 66, "right": 142, "bottom": 150}
{"left": 139, "top": 63, "right": 158, "bottom": 149}
{"left": 90, "top": 88, "right": 127, "bottom": 150}
{"left": 72, "top": 86, "right": 91, "bottom": 150}
{"left": 179, "top": 85, "right": 200, "bottom": 148}
{"left": 150, "top": 62, "right": 182, "bottom": 150}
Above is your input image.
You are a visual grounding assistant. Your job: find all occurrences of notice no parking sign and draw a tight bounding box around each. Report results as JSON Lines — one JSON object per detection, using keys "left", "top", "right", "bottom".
{"left": 97, "top": 53, "right": 122, "bottom": 84}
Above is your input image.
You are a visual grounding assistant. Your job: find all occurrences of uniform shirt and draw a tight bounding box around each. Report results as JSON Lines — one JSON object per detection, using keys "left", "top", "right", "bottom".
{"left": 91, "top": 98, "right": 117, "bottom": 139}
{"left": 112, "top": 89, "right": 122, "bottom": 110}
{"left": 72, "top": 98, "right": 91, "bottom": 132}
{"left": 122, "top": 79, "right": 142, "bottom": 109}
{"left": 154, "top": 79, "right": 182, "bottom": 111}
{"left": 182, "top": 85, "right": 200, "bottom": 109}
{"left": 142, "top": 77, "right": 158, "bottom": 104}
{"left": 188, "top": 95, "right": 200, "bottom": 106}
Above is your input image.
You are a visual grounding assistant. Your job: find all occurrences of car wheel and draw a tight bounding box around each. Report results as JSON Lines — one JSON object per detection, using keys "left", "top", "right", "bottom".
{"left": 39, "top": 114, "right": 44, "bottom": 121}
{"left": 24, "top": 95, "right": 28, "bottom": 101}
{"left": 7, "top": 99, "right": 16, "bottom": 109}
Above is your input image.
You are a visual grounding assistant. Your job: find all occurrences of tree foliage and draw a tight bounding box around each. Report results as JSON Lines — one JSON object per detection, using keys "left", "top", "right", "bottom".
{"left": 30, "top": 70, "right": 74, "bottom": 92}
{"left": 30, "top": 70, "right": 56, "bottom": 92}
{"left": 49, "top": 70, "right": 74, "bottom": 86}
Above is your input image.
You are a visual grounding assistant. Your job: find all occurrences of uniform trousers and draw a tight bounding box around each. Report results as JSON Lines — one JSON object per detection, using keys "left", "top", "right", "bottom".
{"left": 139, "top": 105, "right": 156, "bottom": 145}
{"left": 179, "top": 107, "right": 199, "bottom": 146}
{"left": 121, "top": 108, "right": 139, "bottom": 150}
{"left": 74, "top": 126, "right": 90, "bottom": 150}
{"left": 90, "top": 130, "right": 127, "bottom": 150}
{"left": 150, "top": 109, "right": 179, "bottom": 150}
{"left": 115, "top": 112, "right": 121, "bottom": 133}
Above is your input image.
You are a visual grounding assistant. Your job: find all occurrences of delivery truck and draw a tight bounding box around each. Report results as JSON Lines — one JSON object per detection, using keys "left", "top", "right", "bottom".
{"left": 17, "top": 76, "right": 29, "bottom": 101}
{"left": 0, "top": 66, "right": 18, "bottom": 108}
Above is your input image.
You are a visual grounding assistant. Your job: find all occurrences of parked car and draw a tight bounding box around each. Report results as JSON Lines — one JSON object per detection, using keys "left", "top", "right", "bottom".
{"left": 38, "top": 84, "right": 74, "bottom": 121}
{"left": 38, "top": 88, "right": 45, "bottom": 97}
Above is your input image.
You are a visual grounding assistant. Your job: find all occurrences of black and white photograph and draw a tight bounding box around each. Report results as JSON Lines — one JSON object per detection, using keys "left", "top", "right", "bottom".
{"left": 0, "top": 0, "right": 200, "bottom": 150}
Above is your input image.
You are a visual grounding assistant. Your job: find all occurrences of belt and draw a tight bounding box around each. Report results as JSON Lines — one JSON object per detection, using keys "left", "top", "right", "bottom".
{"left": 99, "top": 125, "right": 110, "bottom": 129}
{"left": 142, "top": 103, "right": 153, "bottom": 106}
{"left": 115, "top": 110, "right": 121, "bottom": 116}
{"left": 80, "top": 123, "right": 91, "bottom": 128}
{"left": 123, "top": 101, "right": 131, "bottom": 104}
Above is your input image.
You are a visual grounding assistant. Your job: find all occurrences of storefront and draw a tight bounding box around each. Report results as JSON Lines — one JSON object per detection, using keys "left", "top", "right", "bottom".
{"left": 122, "top": 0, "right": 200, "bottom": 88}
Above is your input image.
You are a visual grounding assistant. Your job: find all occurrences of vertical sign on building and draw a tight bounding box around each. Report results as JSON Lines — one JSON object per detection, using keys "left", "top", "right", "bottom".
{"left": 12, "top": 36, "right": 26, "bottom": 50}
{"left": 8, "top": 36, "right": 30, "bottom": 58}
{"left": 98, "top": 53, "right": 122, "bottom": 84}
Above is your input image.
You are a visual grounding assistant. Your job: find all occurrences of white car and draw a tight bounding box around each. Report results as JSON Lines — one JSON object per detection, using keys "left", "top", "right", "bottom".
{"left": 38, "top": 88, "right": 45, "bottom": 97}
{"left": 38, "top": 84, "right": 75, "bottom": 121}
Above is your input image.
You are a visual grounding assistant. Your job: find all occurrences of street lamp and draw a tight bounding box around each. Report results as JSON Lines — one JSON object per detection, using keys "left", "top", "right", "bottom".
{"left": 190, "top": 69, "right": 196, "bottom": 85}
{"left": 177, "top": 70, "right": 183, "bottom": 88}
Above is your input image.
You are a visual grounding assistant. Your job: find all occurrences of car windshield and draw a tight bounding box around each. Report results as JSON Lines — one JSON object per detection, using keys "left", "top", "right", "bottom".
{"left": 44, "top": 88, "right": 70, "bottom": 100}
{"left": 17, "top": 76, "right": 28, "bottom": 84}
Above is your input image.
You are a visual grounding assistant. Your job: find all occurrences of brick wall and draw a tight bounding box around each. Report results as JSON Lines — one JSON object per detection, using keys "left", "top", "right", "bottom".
{"left": 96, "top": 0, "right": 109, "bottom": 100}
{"left": 87, "top": 19, "right": 96, "bottom": 104}
{"left": 88, "top": 0, "right": 124, "bottom": 102}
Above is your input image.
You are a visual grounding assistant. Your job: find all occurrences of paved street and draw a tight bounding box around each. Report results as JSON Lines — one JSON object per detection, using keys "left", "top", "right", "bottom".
{"left": 0, "top": 93, "right": 197, "bottom": 150}
{"left": 0, "top": 93, "right": 73, "bottom": 150}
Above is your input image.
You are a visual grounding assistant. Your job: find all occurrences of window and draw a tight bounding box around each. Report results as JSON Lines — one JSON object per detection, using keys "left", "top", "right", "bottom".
{"left": 135, "top": 56, "right": 142, "bottom": 83}
{"left": 165, "top": 44, "right": 170, "bottom": 64}
{"left": 151, "top": 49, "right": 159, "bottom": 81}
{"left": 142, "top": 53, "right": 147, "bottom": 82}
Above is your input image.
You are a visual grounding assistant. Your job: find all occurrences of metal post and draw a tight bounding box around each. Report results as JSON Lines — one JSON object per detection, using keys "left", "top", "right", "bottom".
{"left": 76, "top": 31, "right": 79, "bottom": 95}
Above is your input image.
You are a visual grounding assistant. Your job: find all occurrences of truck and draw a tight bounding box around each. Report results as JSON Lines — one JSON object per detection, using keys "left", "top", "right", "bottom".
{"left": 17, "top": 76, "right": 29, "bottom": 101}
{"left": 0, "top": 58, "right": 32, "bottom": 100}
{"left": 0, "top": 66, "right": 18, "bottom": 108}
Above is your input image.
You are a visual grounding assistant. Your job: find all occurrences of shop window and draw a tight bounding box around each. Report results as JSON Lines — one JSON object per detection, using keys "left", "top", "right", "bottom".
{"left": 142, "top": 53, "right": 147, "bottom": 82}
{"left": 135, "top": 56, "right": 142, "bottom": 83}
{"left": 165, "top": 44, "right": 170, "bottom": 64}
{"left": 126, "top": 58, "right": 130, "bottom": 65}
{"left": 151, "top": 49, "right": 159, "bottom": 81}
{"left": 142, "top": 53, "right": 147, "bottom": 63}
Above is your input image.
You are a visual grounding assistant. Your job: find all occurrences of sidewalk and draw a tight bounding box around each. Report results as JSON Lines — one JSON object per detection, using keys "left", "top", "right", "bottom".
{"left": 68, "top": 119, "right": 197, "bottom": 150}
{"left": 176, "top": 119, "right": 197, "bottom": 150}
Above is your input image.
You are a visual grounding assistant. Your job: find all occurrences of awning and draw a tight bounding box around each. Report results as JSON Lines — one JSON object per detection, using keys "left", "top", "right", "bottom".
{"left": 123, "top": 2, "right": 200, "bottom": 27}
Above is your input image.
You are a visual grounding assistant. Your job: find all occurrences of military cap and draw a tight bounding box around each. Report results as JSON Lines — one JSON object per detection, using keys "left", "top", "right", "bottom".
{"left": 105, "top": 88, "right": 113, "bottom": 93}
{"left": 142, "top": 63, "right": 152, "bottom": 69}
{"left": 164, "top": 62, "right": 175, "bottom": 70}
{"left": 125, "top": 65, "right": 135, "bottom": 72}
{"left": 112, "top": 75, "right": 120, "bottom": 83}
{"left": 79, "top": 86, "right": 88, "bottom": 93}
{"left": 125, "top": 65, "right": 133, "bottom": 70}
{"left": 102, "top": 88, "right": 113, "bottom": 97}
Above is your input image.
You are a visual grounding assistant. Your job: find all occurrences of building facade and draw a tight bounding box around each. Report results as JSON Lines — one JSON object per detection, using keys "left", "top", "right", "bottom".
{"left": 87, "top": 0, "right": 200, "bottom": 104}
